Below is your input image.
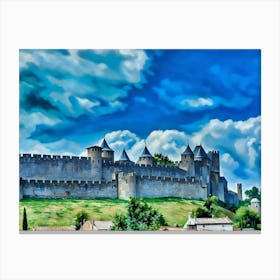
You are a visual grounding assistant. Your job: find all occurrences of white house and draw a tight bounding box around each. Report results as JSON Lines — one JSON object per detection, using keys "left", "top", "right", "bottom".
{"left": 81, "top": 220, "right": 113, "bottom": 231}
{"left": 184, "top": 213, "right": 233, "bottom": 231}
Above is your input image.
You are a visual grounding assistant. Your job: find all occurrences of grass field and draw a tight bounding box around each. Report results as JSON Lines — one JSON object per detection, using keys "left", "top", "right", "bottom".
{"left": 19, "top": 198, "right": 235, "bottom": 230}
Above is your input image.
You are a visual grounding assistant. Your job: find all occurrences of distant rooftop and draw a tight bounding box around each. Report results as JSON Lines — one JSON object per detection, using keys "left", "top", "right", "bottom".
{"left": 100, "top": 139, "right": 113, "bottom": 151}
{"left": 182, "top": 145, "right": 193, "bottom": 155}
{"left": 86, "top": 145, "right": 102, "bottom": 150}
{"left": 118, "top": 149, "right": 131, "bottom": 161}
{"left": 195, "top": 217, "right": 233, "bottom": 225}
{"left": 140, "top": 146, "right": 153, "bottom": 157}
{"left": 193, "top": 145, "right": 209, "bottom": 159}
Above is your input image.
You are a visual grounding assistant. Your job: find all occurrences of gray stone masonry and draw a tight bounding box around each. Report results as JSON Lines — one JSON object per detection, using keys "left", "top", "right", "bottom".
{"left": 19, "top": 141, "right": 240, "bottom": 203}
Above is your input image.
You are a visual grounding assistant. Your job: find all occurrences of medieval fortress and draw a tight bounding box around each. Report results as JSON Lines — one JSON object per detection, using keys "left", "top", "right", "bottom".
{"left": 19, "top": 139, "right": 241, "bottom": 205}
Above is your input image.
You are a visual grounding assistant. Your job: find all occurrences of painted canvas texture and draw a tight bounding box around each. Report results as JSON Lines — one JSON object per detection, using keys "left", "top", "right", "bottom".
{"left": 19, "top": 49, "right": 261, "bottom": 232}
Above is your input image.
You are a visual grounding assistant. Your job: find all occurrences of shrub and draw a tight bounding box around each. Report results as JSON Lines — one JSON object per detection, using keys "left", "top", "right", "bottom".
{"left": 234, "top": 206, "right": 261, "bottom": 229}
{"left": 75, "top": 210, "right": 89, "bottom": 230}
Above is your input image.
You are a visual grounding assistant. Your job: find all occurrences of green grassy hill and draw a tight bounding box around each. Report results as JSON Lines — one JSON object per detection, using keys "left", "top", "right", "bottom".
{"left": 19, "top": 198, "right": 235, "bottom": 230}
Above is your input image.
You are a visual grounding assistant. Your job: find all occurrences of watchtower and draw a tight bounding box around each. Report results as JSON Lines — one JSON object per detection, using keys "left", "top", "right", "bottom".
{"left": 193, "top": 145, "right": 210, "bottom": 194}
{"left": 208, "top": 150, "right": 220, "bottom": 174}
{"left": 100, "top": 139, "right": 114, "bottom": 163}
{"left": 179, "top": 145, "right": 195, "bottom": 176}
{"left": 137, "top": 146, "right": 154, "bottom": 165}
{"left": 86, "top": 145, "right": 102, "bottom": 180}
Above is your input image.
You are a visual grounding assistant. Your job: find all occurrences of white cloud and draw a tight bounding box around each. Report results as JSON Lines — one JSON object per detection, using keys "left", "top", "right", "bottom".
{"left": 146, "top": 130, "right": 189, "bottom": 161}
{"left": 221, "top": 153, "right": 239, "bottom": 171}
{"left": 76, "top": 97, "right": 100, "bottom": 112}
{"left": 20, "top": 49, "right": 150, "bottom": 140}
{"left": 101, "top": 116, "right": 260, "bottom": 190}
{"left": 191, "top": 116, "right": 261, "bottom": 190}
{"left": 102, "top": 130, "right": 140, "bottom": 160}
{"left": 153, "top": 79, "right": 218, "bottom": 111}
{"left": 20, "top": 138, "right": 82, "bottom": 156}
{"left": 182, "top": 97, "right": 214, "bottom": 108}
{"left": 20, "top": 111, "right": 61, "bottom": 139}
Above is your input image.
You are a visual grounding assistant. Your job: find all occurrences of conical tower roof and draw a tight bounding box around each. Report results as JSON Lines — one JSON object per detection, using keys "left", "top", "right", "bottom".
{"left": 140, "top": 146, "right": 153, "bottom": 157}
{"left": 182, "top": 144, "right": 193, "bottom": 155}
{"left": 100, "top": 138, "right": 113, "bottom": 151}
{"left": 193, "top": 145, "right": 208, "bottom": 158}
{"left": 118, "top": 149, "right": 130, "bottom": 161}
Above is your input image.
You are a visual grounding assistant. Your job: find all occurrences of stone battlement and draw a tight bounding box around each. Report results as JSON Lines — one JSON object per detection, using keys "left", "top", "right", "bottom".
{"left": 19, "top": 143, "right": 238, "bottom": 204}
{"left": 21, "top": 178, "right": 114, "bottom": 186}
{"left": 209, "top": 150, "right": 219, "bottom": 154}
{"left": 20, "top": 178, "right": 118, "bottom": 199}
{"left": 20, "top": 153, "right": 90, "bottom": 161}
{"left": 137, "top": 175, "right": 200, "bottom": 183}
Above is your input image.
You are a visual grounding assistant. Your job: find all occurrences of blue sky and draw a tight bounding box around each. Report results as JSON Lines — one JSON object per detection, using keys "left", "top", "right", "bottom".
{"left": 19, "top": 49, "right": 261, "bottom": 192}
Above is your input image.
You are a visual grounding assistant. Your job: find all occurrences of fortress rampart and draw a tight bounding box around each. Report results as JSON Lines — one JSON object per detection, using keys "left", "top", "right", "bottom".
{"left": 135, "top": 175, "right": 207, "bottom": 199}
{"left": 19, "top": 140, "right": 241, "bottom": 204}
{"left": 20, "top": 154, "right": 188, "bottom": 181}
{"left": 20, "top": 173, "right": 206, "bottom": 200}
{"left": 20, "top": 154, "right": 93, "bottom": 180}
{"left": 20, "top": 178, "right": 118, "bottom": 199}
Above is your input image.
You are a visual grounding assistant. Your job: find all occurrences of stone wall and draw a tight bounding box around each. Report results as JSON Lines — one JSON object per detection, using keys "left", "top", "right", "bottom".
{"left": 227, "top": 191, "right": 239, "bottom": 205}
{"left": 114, "top": 162, "right": 188, "bottom": 179}
{"left": 118, "top": 172, "right": 137, "bottom": 199}
{"left": 19, "top": 154, "right": 236, "bottom": 202}
{"left": 135, "top": 175, "right": 207, "bottom": 200}
{"left": 20, "top": 179, "right": 118, "bottom": 199}
{"left": 20, "top": 154, "right": 101, "bottom": 181}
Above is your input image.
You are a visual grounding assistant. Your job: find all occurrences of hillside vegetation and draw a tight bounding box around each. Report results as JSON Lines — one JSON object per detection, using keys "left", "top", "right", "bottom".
{"left": 19, "top": 198, "right": 234, "bottom": 230}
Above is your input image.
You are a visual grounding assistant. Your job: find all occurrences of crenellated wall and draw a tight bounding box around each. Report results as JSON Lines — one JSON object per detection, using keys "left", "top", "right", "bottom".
{"left": 20, "top": 154, "right": 188, "bottom": 182}
{"left": 19, "top": 153, "right": 238, "bottom": 203}
{"left": 113, "top": 162, "right": 187, "bottom": 179}
{"left": 20, "top": 178, "right": 118, "bottom": 199}
{"left": 135, "top": 175, "right": 207, "bottom": 200}
{"left": 20, "top": 154, "right": 99, "bottom": 181}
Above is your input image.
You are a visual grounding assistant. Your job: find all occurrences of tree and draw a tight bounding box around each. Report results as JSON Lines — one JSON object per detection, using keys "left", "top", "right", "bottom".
{"left": 193, "top": 206, "right": 211, "bottom": 218}
{"left": 203, "top": 196, "right": 219, "bottom": 210}
{"left": 234, "top": 206, "right": 261, "bottom": 229}
{"left": 245, "top": 186, "right": 261, "bottom": 201}
{"left": 22, "top": 207, "right": 28, "bottom": 230}
{"left": 193, "top": 196, "right": 219, "bottom": 218}
{"left": 153, "top": 153, "right": 175, "bottom": 166}
{"left": 111, "top": 197, "right": 168, "bottom": 231}
{"left": 75, "top": 210, "right": 89, "bottom": 230}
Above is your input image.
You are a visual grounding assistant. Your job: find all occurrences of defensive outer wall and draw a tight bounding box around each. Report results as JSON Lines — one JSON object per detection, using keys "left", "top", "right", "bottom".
{"left": 19, "top": 139, "right": 240, "bottom": 203}
{"left": 19, "top": 154, "right": 207, "bottom": 200}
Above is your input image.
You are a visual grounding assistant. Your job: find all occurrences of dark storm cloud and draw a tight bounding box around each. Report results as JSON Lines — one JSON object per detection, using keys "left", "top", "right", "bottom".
{"left": 24, "top": 92, "right": 59, "bottom": 111}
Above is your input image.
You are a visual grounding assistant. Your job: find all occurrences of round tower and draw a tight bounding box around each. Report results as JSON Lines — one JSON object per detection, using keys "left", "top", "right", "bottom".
{"left": 137, "top": 146, "right": 154, "bottom": 165}
{"left": 237, "top": 183, "right": 243, "bottom": 201}
{"left": 251, "top": 198, "right": 261, "bottom": 214}
{"left": 179, "top": 144, "right": 195, "bottom": 176}
{"left": 86, "top": 145, "right": 102, "bottom": 180}
{"left": 100, "top": 138, "right": 114, "bottom": 163}
{"left": 208, "top": 150, "right": 220, "bottom": 174}
{"left": 193, "top": 145, "right": 210, "bottom": 194}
